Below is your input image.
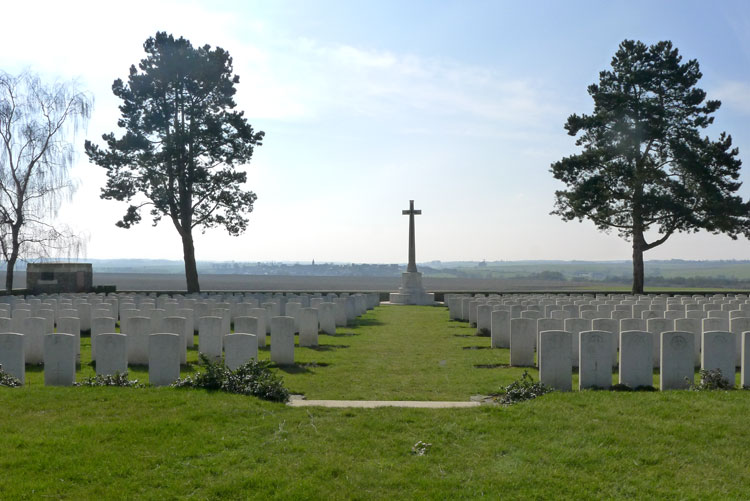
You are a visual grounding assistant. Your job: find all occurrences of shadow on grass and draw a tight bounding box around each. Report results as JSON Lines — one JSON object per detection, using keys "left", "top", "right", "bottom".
{"left": 305, "top": 345, "right": 350, "bottom": 351}
{"left": 322, "top": 332, "right": 360, "bottom": 337}
{"left": 474, "top": 363, "right": 512, "bottom": 369}
{"left": 452, "top": 334, "right": 473, "bottom": 338}
{"left": 462, "top": 346, "right": 492, "bottom": 350}
{"left": 351, "top": 318, "right": 385, "bottom": 327}
{"left": 274, "top": 364, "right": 313, "bottom": 375}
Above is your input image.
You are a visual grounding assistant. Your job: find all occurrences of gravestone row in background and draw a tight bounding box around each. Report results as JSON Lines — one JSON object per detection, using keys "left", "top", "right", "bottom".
{"left": 446, "top": 292, "right": 750, "bottom": 391}
{"left": 0, "top": 291, "right": 380, "bottom": 386}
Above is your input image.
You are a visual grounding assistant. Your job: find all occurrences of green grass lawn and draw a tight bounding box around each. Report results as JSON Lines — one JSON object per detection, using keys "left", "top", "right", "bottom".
{"left": 2, "top": 304, "right": 750, "bottom": 499}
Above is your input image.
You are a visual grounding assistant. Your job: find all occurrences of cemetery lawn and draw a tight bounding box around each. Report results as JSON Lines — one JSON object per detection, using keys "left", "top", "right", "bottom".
{"left": 2, "top": 305, "right": 750, "bottom": 498}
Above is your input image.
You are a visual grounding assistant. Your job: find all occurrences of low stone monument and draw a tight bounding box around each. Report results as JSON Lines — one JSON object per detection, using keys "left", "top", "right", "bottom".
{"left": 389, "top": 200, "right": 434, "bottom": 305}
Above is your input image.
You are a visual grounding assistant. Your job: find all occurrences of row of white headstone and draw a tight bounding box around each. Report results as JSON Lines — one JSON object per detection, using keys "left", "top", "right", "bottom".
{"left": 0, "top": 291, "right": 380, "bottom": 386}
{"left": 445, "top": 292, "right": 750, "bottom": 390}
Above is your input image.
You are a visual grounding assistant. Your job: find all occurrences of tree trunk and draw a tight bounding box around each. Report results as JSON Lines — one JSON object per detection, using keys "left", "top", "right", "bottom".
{"left": 632, "top": 233, "right": 646, "bottom": 295}
{"left": 181, "top": 231, "right": 200, "bottom": 293}
{"left": 5, "top": 254, "right": 15, "bottom": 293}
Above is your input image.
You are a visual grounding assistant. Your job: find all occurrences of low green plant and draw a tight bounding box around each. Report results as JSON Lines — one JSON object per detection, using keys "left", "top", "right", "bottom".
{"left": 493, "top": 370, "right": 552, "bottom": 405}
{"left": 688, "top": 368, "right": 734, "bottom": 391}
{"left": 76, "top": 372, "right": 143, "bottom": 387}
{"left": 173, "top": 354, "right": 289, "bottom": 402}
{"left": 0, "top": 366, "right": 22, "bottom": 388}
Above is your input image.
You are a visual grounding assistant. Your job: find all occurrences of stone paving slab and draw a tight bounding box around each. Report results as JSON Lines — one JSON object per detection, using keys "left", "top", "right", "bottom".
{"left": 287, "top": 397, "right": 481, "bottom": 408}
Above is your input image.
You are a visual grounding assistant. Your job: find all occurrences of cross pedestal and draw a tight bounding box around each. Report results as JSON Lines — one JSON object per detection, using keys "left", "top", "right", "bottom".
{"left": 389, "top": 200, "right": 435, "bottom": 306}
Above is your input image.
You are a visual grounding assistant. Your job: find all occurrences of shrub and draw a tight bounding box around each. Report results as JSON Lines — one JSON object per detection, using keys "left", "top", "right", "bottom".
{"left": 688, "top": 368, "right": 734, "bottom": 391}
{"left": 493, "top": 371, "right": 552, "bottom": 405}
{"left": 0, "top": 365, "right": 22, "bottom": 388}
{"left": 76, "top": 372, "right": 142, "bottom": 387}
{"left": 173, "top": 354, "right": 289, "bottom": 402}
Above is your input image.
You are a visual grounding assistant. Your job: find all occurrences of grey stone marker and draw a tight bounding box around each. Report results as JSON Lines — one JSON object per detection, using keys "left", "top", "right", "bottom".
{"left": 270, "top": 316, "right": 295, "bottom": 366}
{"left": 177, "top": 308, "right": 195, "bottom": 348}
{"left": 0, "top": 332, "right": 25, "bottom": 384}
{"left": 299, "top": 308, "right": 319, "bottom": 347}
{"left": 660, "top": 331, "right": 695, "bottom": 390}
{"left": 675, "top": 317, "right": 701, "bottom": 367}
{"left": 162, "top": 316, "right": 187, "bottom": 364}
{"left": 647, "top": 318, "right": 674, "bottom": 368}
{"left": 333, "top": 298, "right": 348, "bottom": 327}
{"left": 285, "top": 301, "right": 302, "bottom": 332}
{"left": 23, "top": 316, "right": 46, "bottom": 364}
{"left": 592, "top": 318, "right": 618, "bottom": 364}
{"left": 43, "top": 333, "right": 76, "bottom": 386}
{"left": 702, "top": 331, "right": 735, "bottom": 386}
{"left": 565, "top": 317, "right": 591, "bottom": 367}
{"left": 91, "top": 316, "right": 116, "bottom": 362}
{"left": 96, "top": 333, "right": 128, "bottom": 376}
{"left": 510, "top": 318, "right": 535, "bottom": 366}
{"left": 729, "top": 317, "right": 750, "bottom": 367}
{"left": 223, "top": 333, "right": 258, "bottom": 370}
{"left": 57, "top": 316, "right": 81, "bottom": 360}
{"left": 149, "top": 333, "right": 180, "bottom": 386}
{"left": 579, "top": 330, "right": 614, "bottom": 390}
{"left": 125, "top": 316, "right": 151, "bottom": 365}
{"left": 248, "top": 308, "right": 268, "bottom": 347}
{"left": 318, "top": 302, "right": 336, "bottom": 335}
{"left": 537, "top": 318, "right": 564, "bottom": 353}
{"left": 619, "top": 331, "right": 653, "bottom": 388}
{"left": 491, "top": 309, "right": 510, "bottom": 348}
{"left": 476, "top": 304, "right": 492, "bottom": 334}
{"left": 198, "top": 316, "right": 223, "bottom": 362}
{"left": 538, "top": 330, "right": 572, "bottom": 391}
{"left": 742, "top": 332, "right": 750, "bottom": 388}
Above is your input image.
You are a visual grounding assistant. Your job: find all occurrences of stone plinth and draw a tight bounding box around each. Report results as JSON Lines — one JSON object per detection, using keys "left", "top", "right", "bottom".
{"left": 389, "top": 272, "right": 434, "bottom": 306}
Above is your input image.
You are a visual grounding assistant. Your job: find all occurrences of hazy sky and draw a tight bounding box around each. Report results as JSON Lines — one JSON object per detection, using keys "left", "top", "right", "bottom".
{"left": 2, "top": 0, "right": 750, "bottom": 264}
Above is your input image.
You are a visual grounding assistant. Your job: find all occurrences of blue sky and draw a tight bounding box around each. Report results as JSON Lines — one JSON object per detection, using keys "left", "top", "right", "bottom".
{"left": 1, "top": 0, "right": 750, "bottom": 263}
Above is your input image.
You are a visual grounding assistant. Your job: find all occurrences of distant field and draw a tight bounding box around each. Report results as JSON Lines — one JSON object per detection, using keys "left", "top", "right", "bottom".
{"left": 86, "top": 273, "right": 614, "bottom": 292}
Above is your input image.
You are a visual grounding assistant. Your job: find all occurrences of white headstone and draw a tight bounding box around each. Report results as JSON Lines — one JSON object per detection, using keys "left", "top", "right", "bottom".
{"left": 91, "top": 316, "right": 116, "bottom": 362}
{"left": 538, "top": 330, "right": 571, "bottom": 391}
{"left": 299, "top": 308, "right": 319, "bottom": 347}
{"left": 43, "top": 333, "right": 76, "bottom": 386}
{"left": 579, "top": 330, "right": 614, "bottom": 390}
{"left": 270, "top": 316, "right": 295, "bottom": 366}
{"left": 660, "top": 331, "right": 695, "bottom": 390}
{"left": 56, "top": 316, "right": 81, "bottom": 360}
{"left": 317, "top": 302, "right": 336, "bottom": 335}
{"left": 476, "top": 304, "right": 492, "bottom": 334}
{"left": 22, "top": 316, "right": 46, "bottom": 364}
{"left": 619, "top": 331, "right": 653, "bottom": 388}
{"left": 742, "top": 331, "right": 750, "bottom": 388}
{"left": 510, "top": 318, "right": 535, "bottom": 366}
{"left": 162, "top": 316, "right": 187, "bottom": 365}
{"left": 223, "top": 333, "right": 258, "bottom": 370}
{"left": 198, "top": 316, "right": 223, "bottom": 362}
{"left": 149, "top": 333, "right": 180, "bottom": 386}
{"left": 96, "top": 333, "right": 128, "bottom": 376}
{"left": 0, "top": 332, "right": 25, "bottom": 384}
{"left": 702, "top": 331, "right": 735, "bottom": 386}
{"left": 124, "top": 316, "right": 151, "bottom": 365}
{"left": 248, "top": 308, "right": 268, "bottom": 347}
{"left": 491, "top": 310, "right": 510, "bottom": 349}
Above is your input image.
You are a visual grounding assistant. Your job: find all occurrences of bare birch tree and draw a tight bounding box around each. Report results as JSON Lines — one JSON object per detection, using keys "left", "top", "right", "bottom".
{"left": 0, "top": 71, "right": 91, "bottom": 291}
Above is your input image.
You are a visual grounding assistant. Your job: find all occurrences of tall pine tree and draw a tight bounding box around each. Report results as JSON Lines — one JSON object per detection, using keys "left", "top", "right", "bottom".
{"left": 551, "top": 40, "right": 749, "bottom": 293}
{"left": 86, "top": 32, "right": 264, "bottom": 293}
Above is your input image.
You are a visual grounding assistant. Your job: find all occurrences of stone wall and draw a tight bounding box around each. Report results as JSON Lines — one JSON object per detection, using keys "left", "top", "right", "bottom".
{"left": 26, "top": 263, "right": 93, "bottom": 294}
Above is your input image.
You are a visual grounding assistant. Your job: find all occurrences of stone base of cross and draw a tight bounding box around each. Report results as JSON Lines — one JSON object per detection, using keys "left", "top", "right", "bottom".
{"left": 389, "top": 271, "right": 435, "bottom": 305}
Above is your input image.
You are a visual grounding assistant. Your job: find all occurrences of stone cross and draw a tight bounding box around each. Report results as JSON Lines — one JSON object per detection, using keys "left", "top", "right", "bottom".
{"left": 402, "top": 200, "right": 421, "bottom": 273}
